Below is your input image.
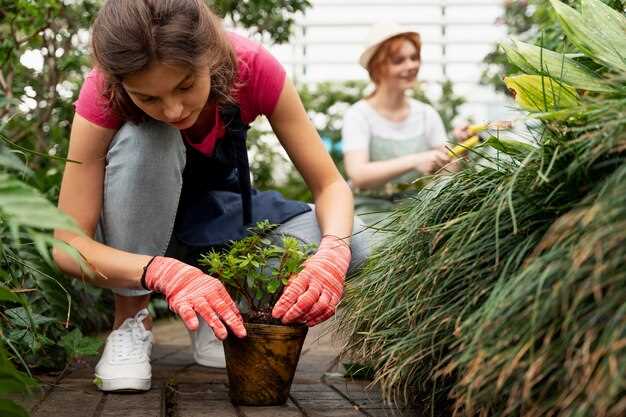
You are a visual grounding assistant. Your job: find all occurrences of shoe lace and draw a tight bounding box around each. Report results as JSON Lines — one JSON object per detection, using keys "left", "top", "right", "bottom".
{"left": 111, "top": 310, "right": 151, "bottom": 361}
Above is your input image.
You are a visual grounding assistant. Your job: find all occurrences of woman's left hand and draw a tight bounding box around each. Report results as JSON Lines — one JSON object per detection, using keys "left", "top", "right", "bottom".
{"left": 272, "top": 235, "right": 351, "bottom": 326}
{"left": 453, "top": 122, "right": 472, "bottom": 141}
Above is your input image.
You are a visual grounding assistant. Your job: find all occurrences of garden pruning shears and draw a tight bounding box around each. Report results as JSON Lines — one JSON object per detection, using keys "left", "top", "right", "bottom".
{"left": 448, "top": 120, "right": 513, "bottom": 157}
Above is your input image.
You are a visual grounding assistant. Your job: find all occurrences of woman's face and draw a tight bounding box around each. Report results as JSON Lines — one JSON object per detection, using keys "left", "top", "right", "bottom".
{"left": 123, "top": 58, "right": 211, "bottom": 130}
{"left": 380, "top": 40, "right": 420, "bottom": 91}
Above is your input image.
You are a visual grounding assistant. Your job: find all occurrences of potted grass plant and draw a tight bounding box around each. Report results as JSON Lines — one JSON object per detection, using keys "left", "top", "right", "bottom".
{"left": 198, "top": 221, "right": 315, "bottom": 406}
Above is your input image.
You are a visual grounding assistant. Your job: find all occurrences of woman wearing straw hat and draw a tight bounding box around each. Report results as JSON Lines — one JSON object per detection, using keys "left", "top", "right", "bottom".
{"left": 342, "top": 22, "right": 460, "bottom": 227}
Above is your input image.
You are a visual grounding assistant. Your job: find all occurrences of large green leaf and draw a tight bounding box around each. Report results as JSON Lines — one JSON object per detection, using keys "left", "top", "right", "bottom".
{"left": 503, "top": 40, "right": 613, "bottom": 92}
{"left": 0, "top": 341, "right": 36, "bottom": 396}
{"left": 0, "top": 175, "right": 81, "bottom": 233}
{"left": 0, "top": 287, "right": 20, "bottom": 303}
{"left": 500, "top": 40, "right": 537, "bottom": 74}
{"left": 0, "top": 400, "right": 29, "bottom": 417}
{"left": 581, "top": 0, "right": 626, "bottom": 55}
{"left": 5, "top": 307, "right": 58, "bottom": 329}
{"left": 0, "top": 147, "right": 29, "bottom": 175}
{"left": 550, "top": 0, "right": 626, "bottom": 72}
{"left": 504, "top": 74, "right": 580, "bottom": 114}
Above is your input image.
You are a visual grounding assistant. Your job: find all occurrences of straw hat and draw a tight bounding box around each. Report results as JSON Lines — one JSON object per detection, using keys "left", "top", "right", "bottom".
{"left": 358, "top": 22, "right": 419, "bottom": 69}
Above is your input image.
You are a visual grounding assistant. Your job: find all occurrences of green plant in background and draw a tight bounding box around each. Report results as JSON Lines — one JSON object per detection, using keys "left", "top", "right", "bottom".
{"left": 198, "top": 221, "right": 315, "bottom": 323}
{"left": 337, "top": 1, "right": 626, "bottom": 416}
{"left": 209, "top": 0, "right": 312, "bottom": 44}
{"left": 481, "top": 0, "right": 624, "bottom": 93}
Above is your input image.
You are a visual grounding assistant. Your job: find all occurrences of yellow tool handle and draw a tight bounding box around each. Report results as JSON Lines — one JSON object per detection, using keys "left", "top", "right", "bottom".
{"left": 467, "top": 123, "right": 488, "bottom": 135}
{"left": 448, "top": 135, "right": 480, "bottom": 157}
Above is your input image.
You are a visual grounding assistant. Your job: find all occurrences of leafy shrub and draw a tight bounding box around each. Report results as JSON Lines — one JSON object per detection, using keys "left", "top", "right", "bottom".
{"left": 0, "top": 141, "right": 104, "bottom": 371}
{"left": 198, "top": 221, "right": 315, "bottom": 323}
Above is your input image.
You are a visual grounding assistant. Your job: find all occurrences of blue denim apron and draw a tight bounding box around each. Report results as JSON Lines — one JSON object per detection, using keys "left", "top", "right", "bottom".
{"left": 174, "top": 105, "right": 311, "bottom": 257}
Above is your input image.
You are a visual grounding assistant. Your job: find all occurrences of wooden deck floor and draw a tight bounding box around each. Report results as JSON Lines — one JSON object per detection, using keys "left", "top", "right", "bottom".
{"left": 14, "top": 318, "right": 417, "bottom": 417}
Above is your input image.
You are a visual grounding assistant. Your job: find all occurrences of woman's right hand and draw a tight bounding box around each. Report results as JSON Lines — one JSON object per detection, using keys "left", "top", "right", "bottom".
{"left": 143, "top": 256, "right": 246, "bottom": 340}
{"left": 414, "top": 148, "right": 451, "bottom": 174}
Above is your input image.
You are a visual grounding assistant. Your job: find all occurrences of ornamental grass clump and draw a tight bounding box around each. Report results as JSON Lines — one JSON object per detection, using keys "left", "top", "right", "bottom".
{"left": 337, "top": 1, "right": 626, "bottom": 415}
{"left": 451, "top": 160, "right": 626, "bottom": 417}
{"left": 337, "top": 133, "right": 602, "bottom": 404}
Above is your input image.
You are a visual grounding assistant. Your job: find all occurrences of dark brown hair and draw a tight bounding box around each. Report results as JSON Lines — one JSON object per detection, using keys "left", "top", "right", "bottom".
{"left": 366, "top": 33, "right": 421, "bottom": 85}
{"left": 91, "top": 0, "right": 237, "bottom": 123}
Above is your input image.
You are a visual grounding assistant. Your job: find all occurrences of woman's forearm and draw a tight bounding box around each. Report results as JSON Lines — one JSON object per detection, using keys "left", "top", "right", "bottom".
{"left": 53, "top": 233, "right": 152, "bottom": 289}
{"left": 348, "top": 153, "right": 418, "bottom": 189}
{"left": 312, "top": 179, "right": 354, "bottom": 244}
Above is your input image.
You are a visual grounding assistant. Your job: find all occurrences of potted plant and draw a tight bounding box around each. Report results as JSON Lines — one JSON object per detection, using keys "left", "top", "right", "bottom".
{"left": 198, "top": 221, "right": 315, "bottom": 406}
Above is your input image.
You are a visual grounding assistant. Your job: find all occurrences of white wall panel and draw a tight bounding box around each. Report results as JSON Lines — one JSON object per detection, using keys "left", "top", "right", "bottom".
{"left": 251, "top": 0, "right": 511, "bottom": 124}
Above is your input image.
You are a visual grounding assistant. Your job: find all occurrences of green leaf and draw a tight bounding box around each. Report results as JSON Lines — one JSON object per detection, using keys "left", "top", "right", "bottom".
{"left": 266, "top": 280, "right": 281, "bottom": 294}
{"left": 581, "top": 0, "right": 626, "bottom": 57}
{"left": 6, "top": 307, "right": 57, "bottom": 328}
{"left": 0, "top": 147, "right": 29, "bottom": 175}
{"left": 500, "top": 40, "right": 537, "bottom": 74}
{"left": 0, "top": 175, "right": 82, "bottom": 233}
{"left": 505, "top": 40, "right": 613, "bottom": 92}
{"left": 504, "top": 74, "right": 580, "bottom": 114}
{"left": 550, "top": 0, "right": 626, "bottom": 72}
{"left": 0, "top": 400, "right": 29, "bottom": 417}
{"left": 7, "top": 330, "right": 34, "bottom": 348}
{"left": 60, "top": 329, "right": 103, "bottom": 360}
{"left": 0, "top": 287, "right": 19, "bottom": 303}
{"left": 0, "top": 342, "right": 37, "bottom": 396}
{"left": 30, "top": 232, "right": 55, "bottom": 267}
{"left": 483, "top": 137, "right": 537, "bottom": 159}
{"left": 52, "top": 239, "right": 96, "bottom": 279}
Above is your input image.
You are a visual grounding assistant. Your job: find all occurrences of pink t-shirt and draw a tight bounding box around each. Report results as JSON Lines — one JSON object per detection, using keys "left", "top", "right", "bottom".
{"left": 74, "top": 32, "right": 286, "bottom": 156}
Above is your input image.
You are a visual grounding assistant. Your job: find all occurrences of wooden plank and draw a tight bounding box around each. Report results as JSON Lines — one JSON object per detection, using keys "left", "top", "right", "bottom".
{"left": 31, "top": 381, "right": 102, "bottom": 417}
{"left": 99, "top": 388, "right": 161, "bottom": 417}
{"left": 239, "top": 399, "right": 303, "bottom": 417}
{"left": 172, "top": 382, "right": 238, "bottom": 417}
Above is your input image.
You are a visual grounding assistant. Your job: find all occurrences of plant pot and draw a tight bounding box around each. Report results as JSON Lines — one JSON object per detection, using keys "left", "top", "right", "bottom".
{"left": 223, "top": 322, "right": 308, "bottom": 406}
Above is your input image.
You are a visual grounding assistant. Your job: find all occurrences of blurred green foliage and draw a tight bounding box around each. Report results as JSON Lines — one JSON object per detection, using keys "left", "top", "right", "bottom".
{"left": 0, "top": 337, "right": 36, "bottom": 417}
{"left": 0, "top": 143, "right": 105, "bottom": 371}
{"left": 210, "top": 0, "right": 312, "bottom": 44}
{"left": 481, "top": 0, "right": 624, "bottom": 93}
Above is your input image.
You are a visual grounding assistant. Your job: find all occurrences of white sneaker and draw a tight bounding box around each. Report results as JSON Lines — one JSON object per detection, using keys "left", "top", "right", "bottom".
{"left": 94, "top": 308, "right": 153, "bottom": 391}
{"left": 189, "top": 316, "right": 226, "bottom": 368}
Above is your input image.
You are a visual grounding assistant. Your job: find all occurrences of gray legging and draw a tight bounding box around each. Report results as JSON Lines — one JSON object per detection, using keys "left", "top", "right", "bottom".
{"left": 95, "top": 120, "right": 372, "bottom": 297}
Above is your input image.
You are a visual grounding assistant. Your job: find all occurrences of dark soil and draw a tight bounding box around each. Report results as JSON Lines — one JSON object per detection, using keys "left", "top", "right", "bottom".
{"left": 243, "top": 311, "right": 294, "bottom": 326}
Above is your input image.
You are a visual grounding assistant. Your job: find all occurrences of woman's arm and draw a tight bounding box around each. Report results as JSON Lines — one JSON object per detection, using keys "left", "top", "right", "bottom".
{"left": 268, "top": 78, "right": 353, "bottom": 325}
{"left": 53, "top": 114, "right": 152, "bottom": 289}
{"left": 344, "top": 148, "right": 451, "bottom": 189}
{"left": 268, "top": 78, "right": 354, "bottom": 242}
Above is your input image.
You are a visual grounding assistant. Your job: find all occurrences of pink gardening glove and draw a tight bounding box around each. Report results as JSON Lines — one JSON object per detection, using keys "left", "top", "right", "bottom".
{"left": 272, "top": 235, "right": 351, "bottom": 326}
{"left": 143, "top": 256, "right": 246, "bottom": 340}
